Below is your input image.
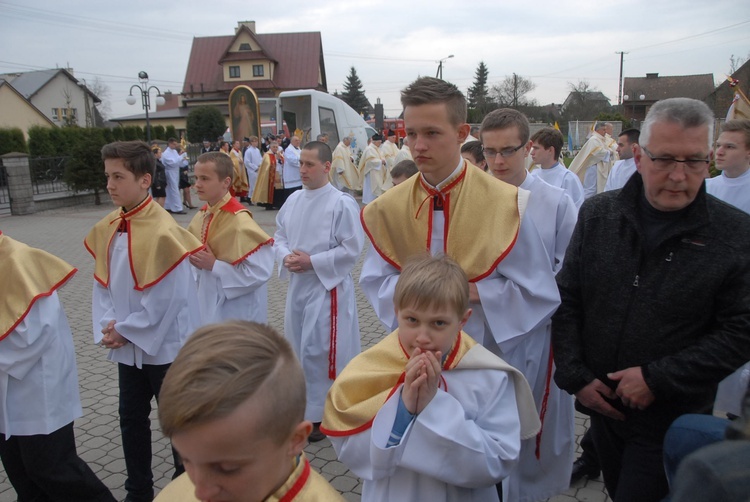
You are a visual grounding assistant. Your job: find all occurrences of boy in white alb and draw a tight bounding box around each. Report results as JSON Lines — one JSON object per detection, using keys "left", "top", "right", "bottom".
{"left": 273, "top": 141, "right": 364, "bottom": 442}
{"left": 0, "top": 232, "right": 114, "bottom": 501}
{"left": 85, "top": 141, "right": 203, "bottom": 502}
{"left": 530, "top": 127, "right": 585, "bottom": 208}
{"left": 323, "top": 255, "right": 539, "bottom": 502}
{"left": 187, "top": 152, "right": 274, "bottom": 324}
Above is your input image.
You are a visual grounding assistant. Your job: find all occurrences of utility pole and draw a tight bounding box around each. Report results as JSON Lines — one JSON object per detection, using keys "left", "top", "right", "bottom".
{"left": 616, "top": 51, "right": 628, "bottom": 106}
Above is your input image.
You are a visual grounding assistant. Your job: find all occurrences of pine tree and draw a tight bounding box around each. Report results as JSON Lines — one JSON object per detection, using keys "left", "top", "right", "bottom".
{"left": 341, "top": 67, "right": 370, "bottom": 115}
{"left": 467, "top": 62, "right": 495, "bottom": 122}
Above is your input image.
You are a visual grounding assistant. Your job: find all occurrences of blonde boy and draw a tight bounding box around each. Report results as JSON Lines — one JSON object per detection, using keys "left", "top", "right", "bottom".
{"left": 322, "top": 255, "right": 539, "bottom": 502}
{"left": 85, "top": 140, "right": 203, "bottom": 501}
{"left": 187, "top": 152, "right": 274, "bottom": 324}
{"left": 155, "top": 321, "right": 344, "bottom": 502}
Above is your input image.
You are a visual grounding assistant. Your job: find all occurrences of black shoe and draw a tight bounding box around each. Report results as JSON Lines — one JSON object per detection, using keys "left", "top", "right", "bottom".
{"left": 570, "top": 456, "right": 600, "bottom": 484}
{"left": 171, "top": 210, "right": 187, "bottom": 215}
{"left": 308, "top": 422, "right": 326, "bottom": 443}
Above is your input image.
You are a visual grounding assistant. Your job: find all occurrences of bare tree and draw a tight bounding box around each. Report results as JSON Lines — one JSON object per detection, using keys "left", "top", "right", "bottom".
{"left": 562, "top": 80, "right": 611, "bottom": 120}
{"left": 729, "top": 53, "right": 749, "bottom": 74}
{"left": 89, "top": 76, "right": 112, "bottom": 122}
{"left": 491, "top": 73, "right": 537, "bottom": 108}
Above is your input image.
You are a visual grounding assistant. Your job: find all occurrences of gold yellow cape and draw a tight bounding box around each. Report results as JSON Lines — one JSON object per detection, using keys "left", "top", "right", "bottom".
{"left": 228, "top": 150, "right": 249, "bottom": 197}
{"left": 84, "top": 196, "right": 204, "bottom": 291}
{"left": 361, "top": 161, "right": 520, "bottom": 281}
{"left": 187, "top": 192, "right": 273, "bottom": 264}
{"left": 321, "top": 330, "right": 540, "bottom": 440}
{"left": 252, "top": 151, "right": 279, "bottom": 204}
{"left": 0, "top": 232, "right": 77, "bottom": 341}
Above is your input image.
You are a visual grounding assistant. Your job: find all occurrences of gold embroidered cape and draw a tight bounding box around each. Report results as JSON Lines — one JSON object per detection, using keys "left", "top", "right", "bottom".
{"left": 0, "top": 232, "right": 77, "bottom": 341}
{"left": 84, "top": 196, "right": 204, "bottom": 291}
{"left": 361, "top": 161, "right": 520, "bottom": 281}
{"left": 187, "top": 192, "right": 273, "bottom": 264}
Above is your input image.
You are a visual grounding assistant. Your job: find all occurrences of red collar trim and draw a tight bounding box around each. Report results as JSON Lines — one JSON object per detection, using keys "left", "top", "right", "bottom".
{"left": 278, "top": 456, "right": 311, "bottom": 502}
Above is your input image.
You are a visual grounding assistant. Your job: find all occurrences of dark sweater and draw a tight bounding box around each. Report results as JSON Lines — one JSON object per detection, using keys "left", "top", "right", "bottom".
{"left": 553, "top": 173, "right": 750, "bottom": 427}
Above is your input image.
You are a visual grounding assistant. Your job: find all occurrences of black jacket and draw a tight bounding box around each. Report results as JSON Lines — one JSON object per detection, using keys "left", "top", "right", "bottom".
{"left": 553, "top": 173, "right": 750, "bottom": 425}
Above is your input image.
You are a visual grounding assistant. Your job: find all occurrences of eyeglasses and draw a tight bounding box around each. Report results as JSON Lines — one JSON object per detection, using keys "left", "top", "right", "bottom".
{"left": 641, "top": 146, "right": 709, "bottom": 172}
{"left": 483, "top": 144, "right": 524, "bottom": 160}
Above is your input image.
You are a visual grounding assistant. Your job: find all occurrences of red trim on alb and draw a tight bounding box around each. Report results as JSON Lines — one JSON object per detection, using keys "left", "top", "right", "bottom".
{"left": 536, "top": 346, "right": 555, "bottom": 459}
{"left": 328, "top": 287, "right": 338, "bottom": 380}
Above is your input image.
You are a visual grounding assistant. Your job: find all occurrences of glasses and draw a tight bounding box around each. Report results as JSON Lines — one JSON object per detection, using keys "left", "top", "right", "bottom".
{"left": 483, "top": 144, "right": 524, "bottom": 160}
{"left": 641, "top": 146, "right": 709, "bottom": 172}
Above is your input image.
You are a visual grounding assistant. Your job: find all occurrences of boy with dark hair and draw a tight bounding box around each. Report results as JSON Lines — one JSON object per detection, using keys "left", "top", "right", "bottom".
{"left": 187, "top": 152, "right": 274, "bottom": 324}
{"left": 530, "top": 127, "right": 584, "bottom": 208}
{"left": 460, "top": 140, "right": 487, "bottom": 171}
{"left": 390, "top": 159, "right": 418, "bottom": 186}
{"left": 155, "top": 321, "right": 344, "bottom": 501}
{"left": 323, "top": 254, "right": 539, "bottom": 502}
{"left": 273, "top": 141, "right": 364, "bottom": 443}
{"left": 0, "top": 232, "right": 114, "bottom": 501}
{"left": 85, "top": 140, "right": 203, "bottom": 502}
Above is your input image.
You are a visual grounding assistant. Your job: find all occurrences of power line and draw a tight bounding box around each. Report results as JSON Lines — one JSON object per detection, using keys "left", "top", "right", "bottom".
{"left": 626, "top": 19, "right": 750, "bottom": 53}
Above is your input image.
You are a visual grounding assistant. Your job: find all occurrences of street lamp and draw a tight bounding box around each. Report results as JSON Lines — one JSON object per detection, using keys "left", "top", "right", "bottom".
{"left": 126, "top": 71, "right": 165, "bottom": 143}
{"left": 435, "top": 55, "right": 454, "bottom": 80}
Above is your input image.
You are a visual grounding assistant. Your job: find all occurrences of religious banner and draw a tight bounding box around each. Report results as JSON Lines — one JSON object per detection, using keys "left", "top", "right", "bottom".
{"left": 228, "top": 85, "right": 261, "bottom": 142}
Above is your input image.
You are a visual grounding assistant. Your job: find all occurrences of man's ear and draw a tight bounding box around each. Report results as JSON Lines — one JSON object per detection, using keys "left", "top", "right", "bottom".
{"left": 633, "top": 144, "right": 644, "bottom": 173}
{"left": 457, "top": 123, "right": 471, "bottom": 143}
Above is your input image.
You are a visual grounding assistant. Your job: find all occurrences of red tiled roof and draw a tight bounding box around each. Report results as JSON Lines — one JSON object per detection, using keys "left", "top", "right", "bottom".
{"left": 182, "top": 31, "right": 325, "bottom": 96}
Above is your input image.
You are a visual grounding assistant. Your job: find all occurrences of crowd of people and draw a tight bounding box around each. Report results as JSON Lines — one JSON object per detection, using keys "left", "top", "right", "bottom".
{"left": 2, "top": 75, "right": 750, "bottom": 502}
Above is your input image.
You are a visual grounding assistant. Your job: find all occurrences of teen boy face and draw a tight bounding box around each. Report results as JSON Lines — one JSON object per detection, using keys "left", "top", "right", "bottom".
{"left": 715, "top": 130, "right": 750, "bottom": 176}
{"left": 530, "top": 142, "right": 555, "bottom": 168}
{"left": 396, "top": 303, "right": 471, "bottom": 357}
{"left": 299, "top": 149, "right": 331, "bottom": 190}
{"left": 482, "top": 126, "right": 531, "bottom": 187}
{"left": 105, "top": 158, "right": 151, "bottom": 210}
{"left": 194, "top": 161, "right": 231, "bottom": 206}
{"left": 172, "top": 394, "right": 311, "bottom": 502}
{"left": 405, "top": 103, "right": 469, "bottom": 186}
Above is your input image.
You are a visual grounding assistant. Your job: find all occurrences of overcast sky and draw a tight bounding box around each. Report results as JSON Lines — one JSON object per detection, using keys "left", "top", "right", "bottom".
{"left": 1, "top": 0, "right": 748, "bottom": 120}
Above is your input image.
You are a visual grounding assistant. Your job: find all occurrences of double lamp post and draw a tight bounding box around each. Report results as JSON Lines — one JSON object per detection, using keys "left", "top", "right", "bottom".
{"left": 126, "top": 71, "right": 165, "bottom": 143}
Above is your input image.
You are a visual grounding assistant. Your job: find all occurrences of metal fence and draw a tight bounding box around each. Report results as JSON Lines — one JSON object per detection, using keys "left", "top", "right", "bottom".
{"left": 29, "top": 156, "right": 70, "bottom": 195}
{"left": 0, "top": 161, "right": 9, "bottom": 216}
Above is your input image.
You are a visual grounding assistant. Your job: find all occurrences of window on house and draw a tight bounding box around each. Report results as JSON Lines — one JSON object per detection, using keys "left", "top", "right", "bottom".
{"left": 253, "top": 65, "right": 264, "bottom": 77}
{"left": 51, "top": 108, "right": 60, "bottom": 121}
{"left": 239, "top": 43, "right": 252, "bottom": 51}
{"left": 229, "top": 66, "right": 241, "bottom": 78}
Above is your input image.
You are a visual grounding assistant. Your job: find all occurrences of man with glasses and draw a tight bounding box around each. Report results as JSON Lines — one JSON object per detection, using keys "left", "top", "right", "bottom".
{"left": 481, "top": 108, "right": 578, "bottom": 502}
{"left": 553, "top": 98, "right": 750, "bottom": 501}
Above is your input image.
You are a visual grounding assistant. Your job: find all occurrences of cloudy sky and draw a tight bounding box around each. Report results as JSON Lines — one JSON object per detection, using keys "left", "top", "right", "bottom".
{"left": 1, "top": 0, "right": 748, "bottom": 120}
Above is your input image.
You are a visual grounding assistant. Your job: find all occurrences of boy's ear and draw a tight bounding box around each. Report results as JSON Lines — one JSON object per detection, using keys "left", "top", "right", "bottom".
{"left": 324, "top": 161, "right": 331, "bottom": 173}
{"left": 140, "top": 173, "right": 152, "bottom": 189}
{"left": 460, "top": 308, "right": 472, "bottom": 329}
{"left": 287, "top": 421, "right": 313, "bottom": 456}
{"left": 457, "top": 123, "right": 471, "bottom": 143}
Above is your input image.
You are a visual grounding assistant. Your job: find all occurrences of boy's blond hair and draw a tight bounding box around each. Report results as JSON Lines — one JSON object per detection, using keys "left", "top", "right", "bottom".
{"left": 196, "top": 151, "right": 234, "bottom": 182}
{"left": 159, "top": 321, "right": 305, "bottom": 445}
{"left": 394, "top": 254, "right": 469, "bottom": 318}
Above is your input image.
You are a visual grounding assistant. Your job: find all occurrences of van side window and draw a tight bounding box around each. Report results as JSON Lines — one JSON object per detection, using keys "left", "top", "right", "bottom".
{"left": 318, "top": 107, "right": 340, "bottom": 145}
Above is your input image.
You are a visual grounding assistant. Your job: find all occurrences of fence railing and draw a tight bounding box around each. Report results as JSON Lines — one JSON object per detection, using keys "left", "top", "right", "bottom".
{"left": 29, "top": 156, "right": 69, "bottom": 195}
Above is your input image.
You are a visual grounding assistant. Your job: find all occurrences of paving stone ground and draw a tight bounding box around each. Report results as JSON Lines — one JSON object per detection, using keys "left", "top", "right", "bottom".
{"left": 0, "top": 194, "right": 610, "bottom": 502}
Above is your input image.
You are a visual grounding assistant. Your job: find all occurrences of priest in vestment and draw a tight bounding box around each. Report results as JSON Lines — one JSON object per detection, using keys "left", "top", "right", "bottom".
{"left": 229, "top": 140, "right": 249, "bottom": 199}
{"left": 394, "top": 137, "right": 413, "bottom": 164}
{"left": 0, "top": 232, "right": 114, "bottom": 501}
{"left": 252, "top": 140, "right": 284, "bottom": 208}
{"left": 273, "top": 141, "right": 364, "bottom": 439}
{"left": 379, "top": 130, "right": 400, "bottom": 175}
{"left": 358, "top": 134, "right": 389, "bottom": 204}
{"left": 330, "top": 135, "right": 360, "bottom": 191}
{"left": 187, "top": 152, "right": 274, "bottom": 325}
{"left": 568, "top": 123, "right": 612, "bottom": 199}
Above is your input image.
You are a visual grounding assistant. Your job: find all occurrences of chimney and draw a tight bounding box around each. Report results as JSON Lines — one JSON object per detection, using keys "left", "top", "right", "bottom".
{"left": 646, "top": 73, "right": 659, "bottom": 79}
{"left": 236, "top": 21, "right": 256, "bottom": 33}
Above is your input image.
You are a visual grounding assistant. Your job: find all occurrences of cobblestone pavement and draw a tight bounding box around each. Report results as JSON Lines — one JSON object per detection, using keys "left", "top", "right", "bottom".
{"left": 0, "top": 196, "right": 610, "bottom": 502}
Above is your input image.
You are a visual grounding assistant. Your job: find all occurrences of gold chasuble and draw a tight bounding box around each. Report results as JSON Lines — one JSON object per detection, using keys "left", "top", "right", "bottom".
{"left": 252, "top": 152, "right": 278, "bottom": 205}
{"left": 321, "top": 330, "right": 540, "bottom": 440}
{"left": 84, "top": 196, "right": 204, "bottom": 291}
{"left": 187, "top": 192, "right": 273, "bottom": 264}
{"left": 0, "top": 232, "right": 77, "bottom": 341}
{"left": 361, "top": 161, "right": 520, "bottom": 281}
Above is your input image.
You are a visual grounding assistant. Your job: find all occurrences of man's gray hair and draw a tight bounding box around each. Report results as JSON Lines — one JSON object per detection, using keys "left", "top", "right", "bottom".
{"left": 640, "top": 98, "right": 714, "bottom": 150}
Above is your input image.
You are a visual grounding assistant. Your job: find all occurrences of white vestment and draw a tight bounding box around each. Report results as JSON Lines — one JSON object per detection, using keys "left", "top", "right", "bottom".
{"left": 360, "top": 144, "right": 387, "bottom": 204}
{"left": 500, "top": 174, "right": 576, "bottom": 502}
{"left": 243, "top": 146, "right": 262, "bottom": 196}
{"left": 569, "top": 133, "right": 611, "bottom": 200}
{"left": 273, "top": 183, "right": 364, "bottom": 422}
{"left": 708, "top": 168, "right": 750, "bottom": 416}
{"left": 331, "top": 354, "right": 521, "bottom": 502}
{"left": 604, "top": 157, "right": 637, "bottom": 192}
{"left": 0, "top": 294, "right": 82, "bottom": 436}
{"left": 192, "top": 247, "right": 274, "bottom": 325}
{"left": 283, "top": 145, "right": 302, "bottom": 189}
{"left": 331, "top": 141, "right": 359, "bottom": 191}
{"left": 161, "top": 147, "right": 186, "bottom": 212}
{"left": 92, "top": 233, "right": 201, "bottom": 368}
{"left": 380, "top": 140, "right": 399, "bottom": 171}
{"left": 531, "top": 162, "right": 585, "bottom": 209}
{"left": 394, "top": 144, "right": 413, "bottom": 164}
